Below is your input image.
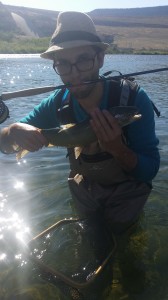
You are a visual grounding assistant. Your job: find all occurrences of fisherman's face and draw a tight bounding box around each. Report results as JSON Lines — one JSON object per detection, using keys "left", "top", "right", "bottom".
{"left": 53, "top": 46, "right": 105, "bottom": 99}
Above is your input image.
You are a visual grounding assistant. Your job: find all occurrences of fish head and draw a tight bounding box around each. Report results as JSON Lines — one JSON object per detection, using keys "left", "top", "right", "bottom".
{"left": 109, "top": 106, "right": 141, "bottom": 127}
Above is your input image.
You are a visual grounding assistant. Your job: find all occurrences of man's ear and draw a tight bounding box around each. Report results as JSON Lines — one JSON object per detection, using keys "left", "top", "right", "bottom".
{"left": 97, "top": 51, "right": 105, "bottom": 68}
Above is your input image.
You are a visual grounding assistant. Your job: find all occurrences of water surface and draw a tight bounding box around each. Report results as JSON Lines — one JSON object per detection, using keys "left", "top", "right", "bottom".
{"left": 0, "top": 54, "right": 168, "bottom": 300}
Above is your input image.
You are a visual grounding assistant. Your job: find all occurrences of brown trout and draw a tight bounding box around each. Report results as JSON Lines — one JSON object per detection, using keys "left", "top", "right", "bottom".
{"left": 16, "top": 106, "right": 141, "bottom": 160}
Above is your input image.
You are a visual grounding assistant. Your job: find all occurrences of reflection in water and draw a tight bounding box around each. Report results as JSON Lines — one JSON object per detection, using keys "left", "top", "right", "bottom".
{"left": 14, "top": 180, "right": 24, "bottom": 190}
{"left": 0, "top": 192, "right": 31, "bottom": 261}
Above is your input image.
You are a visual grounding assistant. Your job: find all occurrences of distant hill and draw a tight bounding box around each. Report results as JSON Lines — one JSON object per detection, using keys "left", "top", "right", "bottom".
{"left": 0, "top": 2, "right": 59, "bottom": 37}
{"left": 90, "top": 6, "right": 168, "bottom": 17}
{"left": 0, "top": 2, "right": 168, "bottom": 54}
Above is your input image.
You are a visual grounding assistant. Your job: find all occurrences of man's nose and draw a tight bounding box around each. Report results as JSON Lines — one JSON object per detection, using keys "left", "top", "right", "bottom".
{"left": 71, "top": 64, "right": 80, "bottom": 75}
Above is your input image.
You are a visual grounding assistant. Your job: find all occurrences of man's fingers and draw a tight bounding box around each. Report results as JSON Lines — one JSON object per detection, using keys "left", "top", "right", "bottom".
{"left": 17, "top": 131, "right": 48, "bottom": 151}
{"left": 90, "top": 108, "right": 115, "bottom": 139}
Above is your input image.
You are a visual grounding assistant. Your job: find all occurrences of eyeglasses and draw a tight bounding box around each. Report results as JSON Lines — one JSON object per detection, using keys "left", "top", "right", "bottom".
{"left": 53, "top": 53, "right": 98, "bottom": 76}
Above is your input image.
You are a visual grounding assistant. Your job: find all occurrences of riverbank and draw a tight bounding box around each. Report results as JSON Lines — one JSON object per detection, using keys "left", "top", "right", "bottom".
{"left": 0, "top": 38, "right": 168, "bottom": 55}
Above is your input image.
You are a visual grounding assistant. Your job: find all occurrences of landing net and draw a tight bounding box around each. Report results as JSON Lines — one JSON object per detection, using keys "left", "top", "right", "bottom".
{"left": 27, "top": 218, "right": 116, "bottom": 299}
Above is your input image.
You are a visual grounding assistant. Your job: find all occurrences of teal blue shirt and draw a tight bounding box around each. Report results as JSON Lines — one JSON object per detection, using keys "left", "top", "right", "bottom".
{"left": 20, "top": 81, "right": 160, "bottom": 183}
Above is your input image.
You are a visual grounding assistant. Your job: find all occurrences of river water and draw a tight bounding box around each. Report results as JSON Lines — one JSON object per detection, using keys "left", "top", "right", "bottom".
{"left": 0, "top": 54, "right": 168, "bottom": 300}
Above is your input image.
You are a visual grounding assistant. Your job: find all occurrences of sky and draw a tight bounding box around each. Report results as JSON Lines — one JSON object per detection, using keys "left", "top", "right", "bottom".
{"left": 1, "top": 0, "right": 168, "bottom": 12}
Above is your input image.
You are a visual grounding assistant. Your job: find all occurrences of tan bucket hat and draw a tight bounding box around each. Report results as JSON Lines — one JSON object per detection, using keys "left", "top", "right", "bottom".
{"left": 40, "top": 11, "right": 109, "bottom": 60}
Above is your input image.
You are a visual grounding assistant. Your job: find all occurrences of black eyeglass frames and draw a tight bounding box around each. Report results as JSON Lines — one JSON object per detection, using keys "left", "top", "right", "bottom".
{"left": 53, "top": 53, "right": 98, "bottom": 76}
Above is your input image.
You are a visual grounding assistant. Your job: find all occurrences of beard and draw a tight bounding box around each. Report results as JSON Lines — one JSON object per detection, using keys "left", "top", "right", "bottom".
{"left": 64, "top": 70, "right": 99, "bottom": 100}
{"left": 70, "top": 82, "right": 97, "bottom": 99}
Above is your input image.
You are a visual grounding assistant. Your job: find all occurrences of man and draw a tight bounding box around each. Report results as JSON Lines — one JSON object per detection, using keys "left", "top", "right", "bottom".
{"left": 0, "top": 11, "right": 160, "bottom": 235}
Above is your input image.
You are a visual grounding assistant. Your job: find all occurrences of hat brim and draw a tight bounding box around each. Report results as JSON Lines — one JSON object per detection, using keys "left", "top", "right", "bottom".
{"left": 40, "top": 40, "right": 109, "bottom": 60}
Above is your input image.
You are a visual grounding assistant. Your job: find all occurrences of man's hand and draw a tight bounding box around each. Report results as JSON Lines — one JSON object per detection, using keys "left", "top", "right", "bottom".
{"left": 90, "top": 108, "right": 123, "bottom": 154}
{"left": 90, "top": 108, "right": 137, "bottom": 171}
{"left": 0, "top": 123, "right": 48, "bottom": 153}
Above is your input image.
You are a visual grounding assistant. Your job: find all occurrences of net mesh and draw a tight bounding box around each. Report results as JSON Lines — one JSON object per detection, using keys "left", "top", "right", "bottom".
{"left": 0, "top": 99, "right": 9, "bottom": 123}
{"left": 28, "top": 218, "right": 116, "bottom": 299}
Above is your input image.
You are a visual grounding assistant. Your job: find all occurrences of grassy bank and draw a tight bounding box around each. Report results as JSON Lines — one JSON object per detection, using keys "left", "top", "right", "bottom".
{"left": 0, "top": 37, "right": 168, "bottom": 55}
{"left": 0, "top": 37, "right": 50, "bottom": 54}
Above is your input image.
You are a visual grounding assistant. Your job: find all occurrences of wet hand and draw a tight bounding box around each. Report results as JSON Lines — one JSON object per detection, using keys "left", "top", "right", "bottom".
{"left": 90, "top": 108, "right": 123, "bottom": 154}
{"left": 9, "top": 123, "right": 48, "bottom": 152}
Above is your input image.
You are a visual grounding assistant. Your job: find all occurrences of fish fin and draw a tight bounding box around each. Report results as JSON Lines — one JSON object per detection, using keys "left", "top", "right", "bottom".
{"left": 74, "top": 147, "right": 83, "bottom": 159}
{"left": 12, "top": 144, "right": 28, "bottom": 161}
{"left": 61, "top": 123, "right": 75, "bottom": 130}
{"left": 16, "top": 149, "right": 29, "bottom": 161}
{"left": 133, "top": 114, "right": 142, "bottom": 121}
{"left": 16, "top": 144, "right": 55, "bottom": 161}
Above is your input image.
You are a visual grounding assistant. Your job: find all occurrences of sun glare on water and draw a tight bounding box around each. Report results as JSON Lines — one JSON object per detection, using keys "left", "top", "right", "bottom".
{"left": 14, "top": 180, "right": 24, "bottom": 189}
{"left": 0, "top": 192, "right": 31, "bottom": 262}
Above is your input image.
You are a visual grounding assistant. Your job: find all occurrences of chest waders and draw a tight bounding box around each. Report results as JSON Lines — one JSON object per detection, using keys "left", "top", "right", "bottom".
{"left": 55, "top": 78, "right": 151, "bottom": 229}
{"left": 55, "top": 78, "right": 139, "bottom": 185}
